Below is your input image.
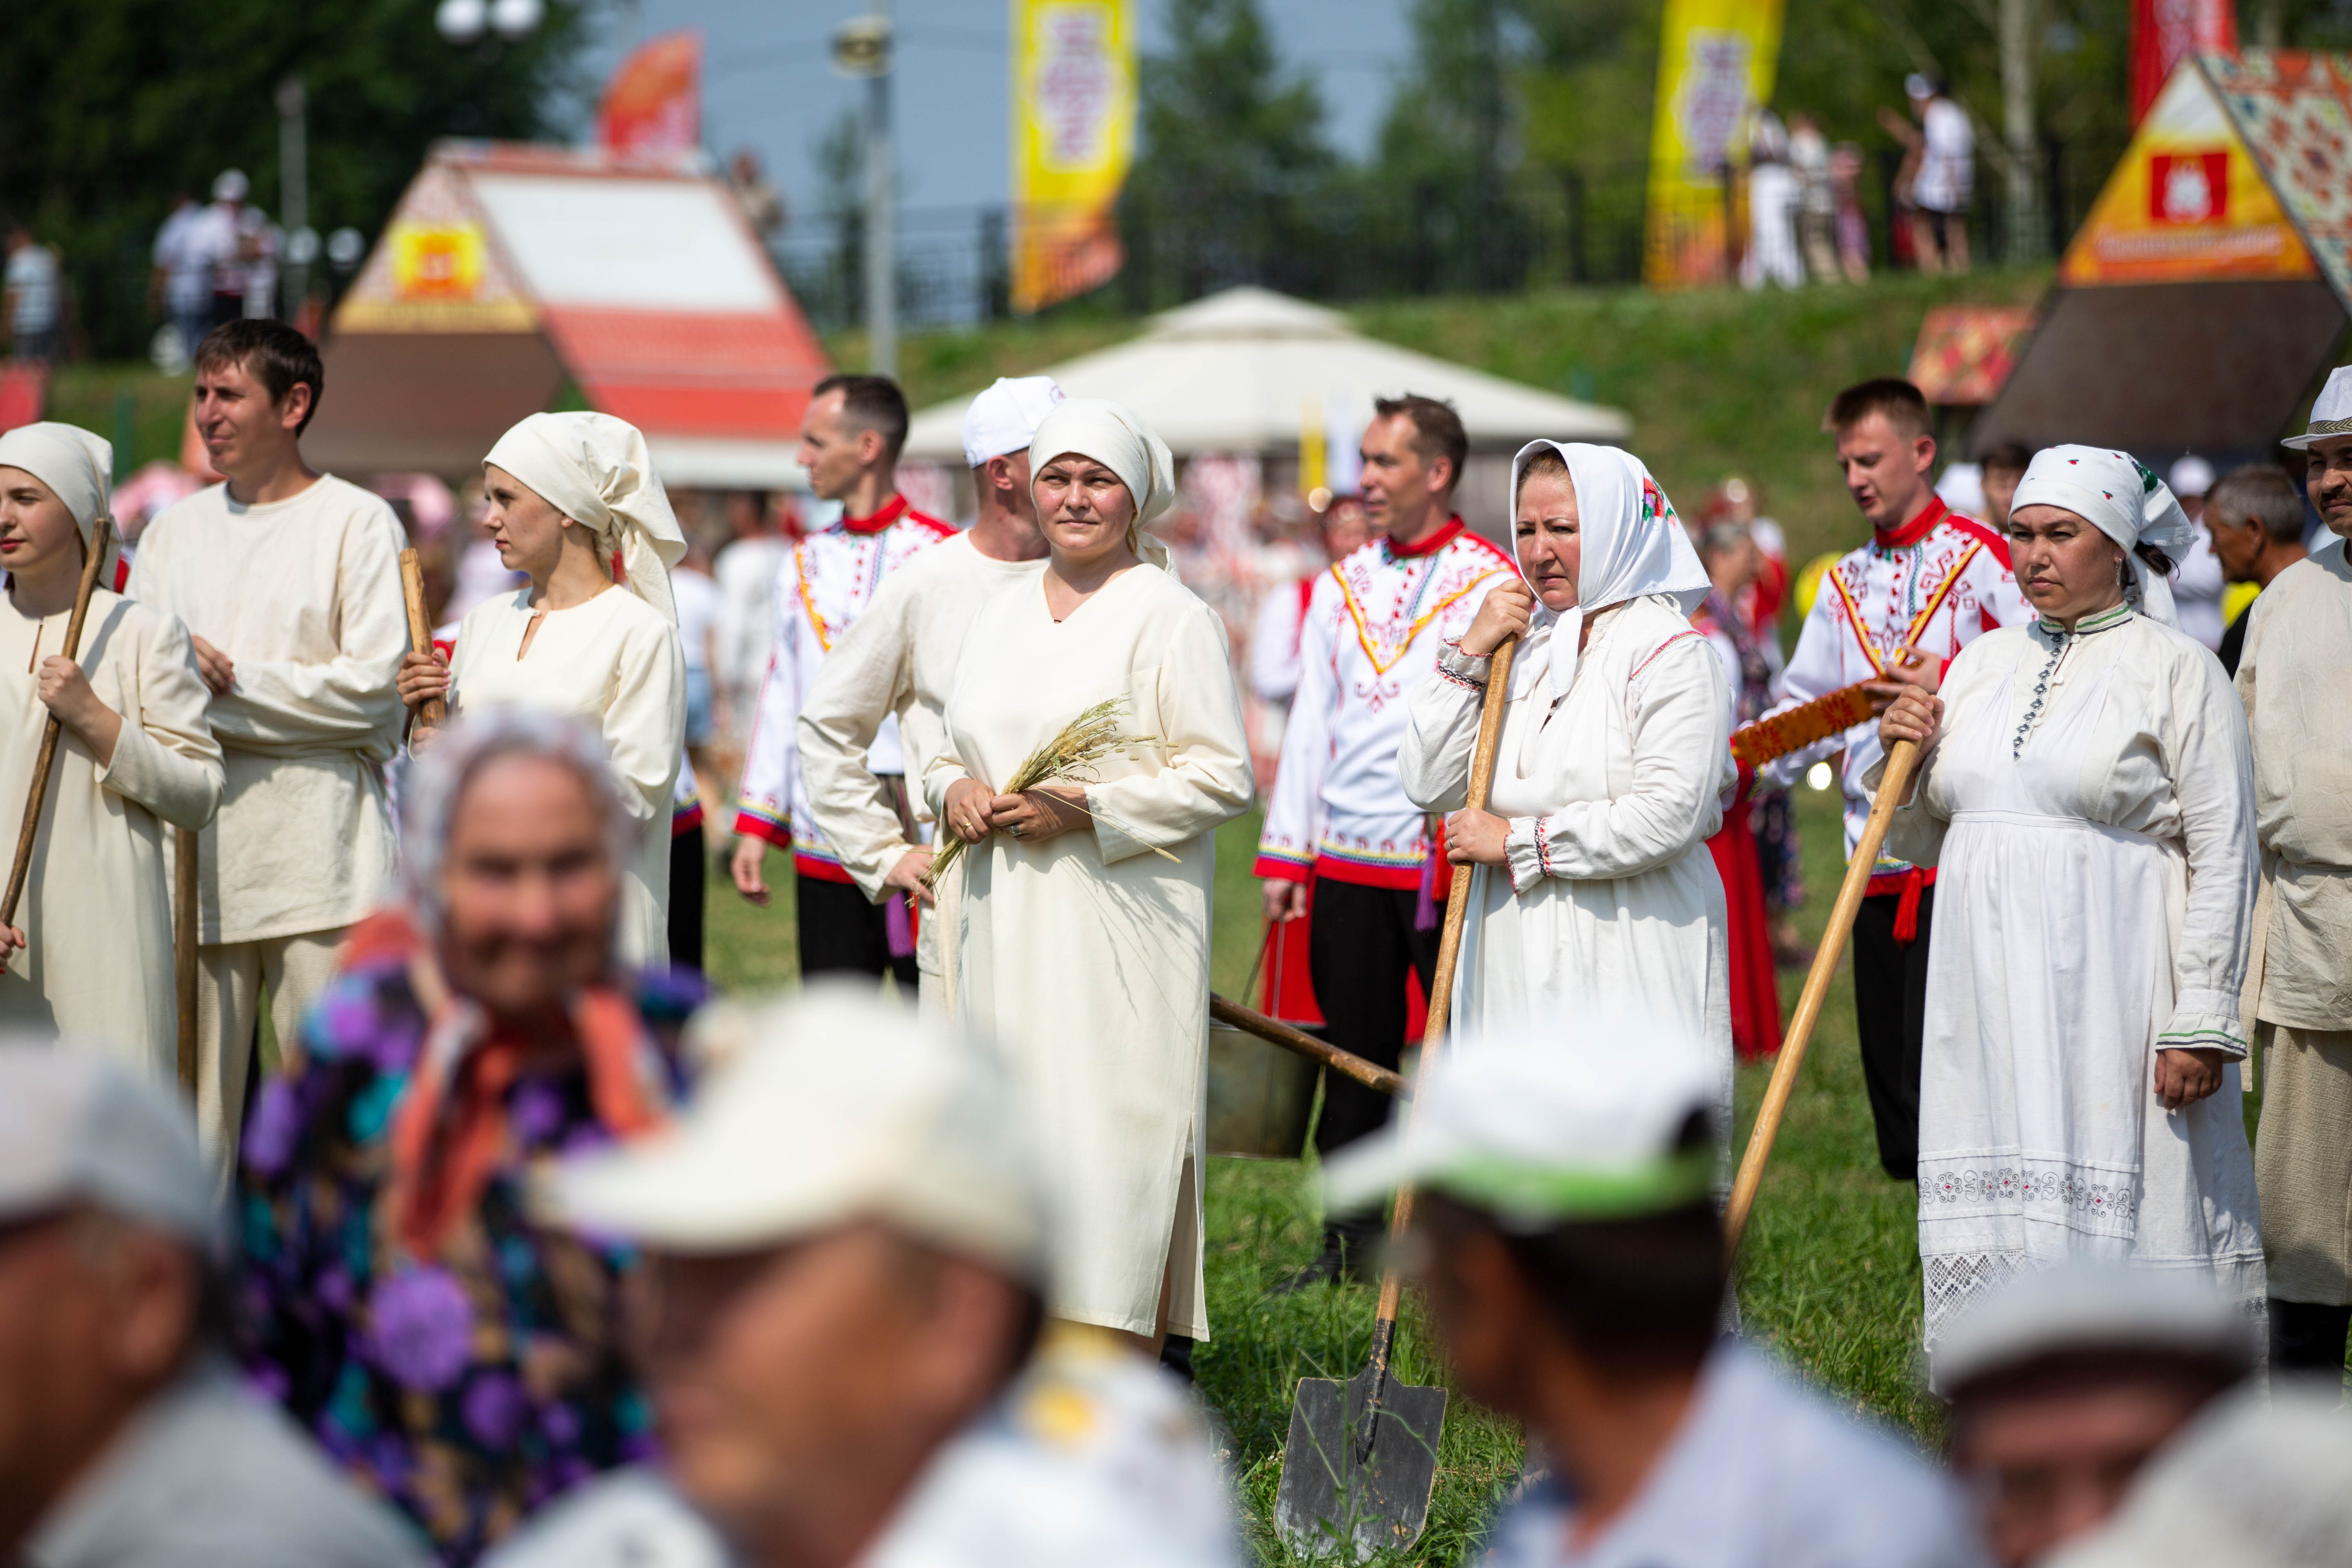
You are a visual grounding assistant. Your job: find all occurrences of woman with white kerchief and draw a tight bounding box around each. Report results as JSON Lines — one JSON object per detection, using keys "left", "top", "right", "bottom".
{"left": 1401, "top": 442, "right": 1734, "bottom": 1100}
{"left": 399, "top": 412, "right": 687, "bottom": 967}
{"left": 1875, "top": 445, "right": 2265, "bottom": 1349}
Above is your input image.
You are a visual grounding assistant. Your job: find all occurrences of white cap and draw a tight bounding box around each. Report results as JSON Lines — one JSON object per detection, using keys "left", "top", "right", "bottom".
{"left": 535, "top": 983, "right": 1050, "bottom": 1284}
{"left": 1905, "top": 73, "right": 1936, "bottom": 99}
{"left": 212, "top": 168, "right": 250, "bottom": 203}
{"left": 960, "top": 376, "right": 1065, "bottom": 468}
{"left": 1936, "top": 462, "right": 1986, "bottom": 520}
{"left": 1931, "top": 1262, "right": 2257, "bottom": 1392}
{"left": 2282, "top": 365, "right": 2352, "bottom": 450}
{"left": 1323, "top": 1016, "right": 1719, "bottom": 1228}
{"left": 2168, "top": 454, "right": 2216, "bottom": 497}
{"left": 2042, "top": 1383, "right": 2352, "bottom": 1568}
{"left": 0, "top": 1043, "right": 215, "bottom": 1248}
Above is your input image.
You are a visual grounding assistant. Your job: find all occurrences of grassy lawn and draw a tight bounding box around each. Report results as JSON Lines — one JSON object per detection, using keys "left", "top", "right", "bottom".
{"left": 701, "top": 774, "right": 1932, "bottom": 1563}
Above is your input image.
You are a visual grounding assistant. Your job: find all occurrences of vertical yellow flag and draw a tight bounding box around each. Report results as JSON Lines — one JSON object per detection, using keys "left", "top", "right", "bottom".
{"left": 1643, "top": 0, "right": 1785, "bottom": 287}
{"left": 1011, "top": 0, "right": 1137, "bottom": 314}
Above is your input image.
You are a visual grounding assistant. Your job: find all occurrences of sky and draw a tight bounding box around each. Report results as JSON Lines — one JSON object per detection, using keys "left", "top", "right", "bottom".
{"left": 575, "top": 0, "right": 1414, "bottom": 224}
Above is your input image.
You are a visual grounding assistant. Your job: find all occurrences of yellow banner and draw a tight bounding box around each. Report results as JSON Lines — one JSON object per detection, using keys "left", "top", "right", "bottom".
{"left": 1010, "top": 0, "right": 1136, "bottom": 314}
{"left": 1644, "top": 0, "right": 1785, "bottom": 288}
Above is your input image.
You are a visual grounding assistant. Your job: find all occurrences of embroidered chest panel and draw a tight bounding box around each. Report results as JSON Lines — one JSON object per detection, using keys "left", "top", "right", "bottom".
{"left": 794, "top": 522, "right": 945, "bottom": 653}
{"left": 1328, "top": 538, "right": 1510, "bottom": 675}
{"left": 1827, "top": 526, "right": 1990, "bottom": 673}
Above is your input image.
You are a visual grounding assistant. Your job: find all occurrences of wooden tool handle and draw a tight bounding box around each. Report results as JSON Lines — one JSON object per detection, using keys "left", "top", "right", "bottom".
{"left": 2, "top": 517, "right": 114, "bottom": 934}
{"left": 175, "top": 826, "right": 199, "bottom": 1092}
{"left": 1724, "top": 738, "right": 1921, "bottom": 1250}
{"left": 1369, "top": 635, "right": 1518, "bottom": 1354}
{"left": 1210, "top": 992, "right": 1405, "bottom": 1098}
{"left": 398, "top": 548, "right": 448, "bottom": 732}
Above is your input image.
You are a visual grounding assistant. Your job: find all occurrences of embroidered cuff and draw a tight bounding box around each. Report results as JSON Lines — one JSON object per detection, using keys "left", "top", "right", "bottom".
{"left": 1504, "top": 816, "right": 1548, "bottom": 896}
{"left": 1436, "top": 640, "right": 1490, "bottom": 691}
{"left": 2158, "top": 1000, "right": 2250, "bottom": 1060}
{"left": 733, "top": 807, "right": 793, "bottom": 849}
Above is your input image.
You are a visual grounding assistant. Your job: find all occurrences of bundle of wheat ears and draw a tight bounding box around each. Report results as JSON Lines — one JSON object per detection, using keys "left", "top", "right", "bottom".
{"left": 924, "top": 697, "right": 1177, "bottom": 886}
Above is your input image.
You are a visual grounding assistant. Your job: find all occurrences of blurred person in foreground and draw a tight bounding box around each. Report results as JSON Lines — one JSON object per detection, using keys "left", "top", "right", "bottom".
{"left": 237, "top": 711, "right": 702, "bottom": 1564}
{"left": 2204, "top": 463, "right": 2305, "bottom": 678}
{"left": 2239, "top": 368, "right": 2352, "bottom": 1379}
{"left": 0, "top": 1049, "right": 422, "bottom": 1568}
{"left": 129, "top": 318, "right": 410, "bottom": 1175}
{"left": 502, "top": 984, "right": 1241, "bottom": 1568}
{"left": 1933, "top": 1263, "right": 2257, "bottom": 1568}
{"left": 2165, "top": 455, "right": 2226, "bottom": 651}
{"left": 1876, "top": 447, "right": 2264, "bottom": 1350}
{"left": 1324, "top": 1022, "right": 1987, "bottom": 1568}
{"left": 796, "top": 376, "right": 1060, "bottom": 1016}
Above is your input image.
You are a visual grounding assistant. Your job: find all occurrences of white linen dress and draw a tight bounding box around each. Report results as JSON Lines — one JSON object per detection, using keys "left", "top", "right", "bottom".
{"left": 0, "top": 589, "right": 222, "bottom": 1074}
{"left": 1880, "top": 605, "right": 2267, "bottom": 1344}
{"left": 445, "top": 585, "right": 686, "bottom": 968}
{"left": 926, "top": 563, "right": 1253, "bottom": 1339}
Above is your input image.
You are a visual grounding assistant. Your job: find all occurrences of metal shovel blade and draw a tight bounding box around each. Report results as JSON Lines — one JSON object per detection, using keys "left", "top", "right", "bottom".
{"left": 1274, "top": 1365, "right": 1449, "bottom": 1559}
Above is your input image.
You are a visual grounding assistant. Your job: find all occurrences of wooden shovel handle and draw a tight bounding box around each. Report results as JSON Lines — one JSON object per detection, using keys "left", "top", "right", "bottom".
{"left": 2, "top": 517, "right": 114, "bottom": 935}
{"left": 399, "top": 548, "right": 447, "bottom": 732}
{"left": 1723, "top": 738, "right": 1921, "bottom": 1251}
{"left": 175, "top": 827, "right": 200, "bottom": 1092}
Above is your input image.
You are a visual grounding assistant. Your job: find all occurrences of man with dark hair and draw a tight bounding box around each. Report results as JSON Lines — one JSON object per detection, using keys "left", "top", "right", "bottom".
{"left": 731, "top": 374, "right": 951, "bottom": 986}
{"left": 2204, "top": 463, "right": 2306, "bottom": 677}
{"left": 1325, "top": 1021, "right": 1983, "bottom": 1568}
{"left": 1256, "top": 391, "right": 1512, "bottom": 1287}
{"left": 1749, "top": 376, "right": 2025, "bottom": 1183}
{"left": 128, "top": 318, "right": 407, "bottom": 1179}
{"left": 1977, "top": 440, "right": 2032, "bottom": 530}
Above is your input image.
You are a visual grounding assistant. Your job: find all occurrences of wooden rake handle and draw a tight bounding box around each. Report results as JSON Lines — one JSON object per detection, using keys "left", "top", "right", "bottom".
{"left": 2, "top": 517, "right": 114, "bottom": 937}
{"left": 1210, "top": 991, "right": 1405, "bottom": 1097}
{"left": 1723, "top": 737, "right": 1921, "bottom": 1251}
{"left": 399, "top": 548, "right": 447, "bottom": 733}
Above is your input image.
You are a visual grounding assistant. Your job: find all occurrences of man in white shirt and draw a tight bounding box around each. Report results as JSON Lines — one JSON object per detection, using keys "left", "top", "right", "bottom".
{"left": 1907, "top": 76, "right": 1974, "bottom": 274}
{"left": 149, "top": 194, "right": 213, "bottom": 359}
{"left": 713, "top": 490, "right": 788, "bottom": 752}
{"left": 2164, "top": 454, "right": 2226, "bottom": 650}
{"left": 4, "top": 229, "right": 62, "bottom": 364}
{"left": 730, "top": 376, "right": 953, "bottom": 985}
{"left": 1752, "top": 378, "right": 2025, "bottom": 1183}
{"left": 795, "top": 376, "right": 1060, "bottom": 1014}
{"left": 1257, "top": 395, "right": 1512, "bottom": 1287}
{"left": 128, "top": 320, "right": 408, "bottom": 1173}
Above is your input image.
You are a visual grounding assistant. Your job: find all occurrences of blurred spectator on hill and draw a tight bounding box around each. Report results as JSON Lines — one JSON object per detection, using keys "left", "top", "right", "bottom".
{"left": 150, "top": 193, "right": 213, "bottom": 363}
{"left": 192, "top": 171, "right": 279, "bottom": 327}
{"left": 1904, "top": 76, "right": 1973, "bottom": 274}
{"left": 727, "top": 149, "right": 785, "bottom": 240}
{"left": 2167, "top": 454, "right": 2225, "bottom": 650}
{"left": 5, "top": 228, "right": 62, "bottom": 365}
{"left": 1977, "top": 441, "right": 2032, "bottom": 530}
{"left": 1743, "top": 110, "right": 1804, "bottom": 291}
{"left": 1789, "top": 111, "right": 1840, "bottom": 283}
{"left": 1831, "top": 140, "right": 1873, "bottom": 281}
{"left": 2204, "top": 463, "right": 2305, "bottom": 677}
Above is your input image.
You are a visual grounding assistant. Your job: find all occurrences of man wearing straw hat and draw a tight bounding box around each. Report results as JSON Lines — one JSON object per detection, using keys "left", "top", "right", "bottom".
{"left": 2238, "top": 363, "right": 2352, "bottom": 1379}
{"left": 127, "top": 320, "right": 408, "bottom": 1174}
{"left": 795, "top": 376, "right": 1059, "bottom": 1015}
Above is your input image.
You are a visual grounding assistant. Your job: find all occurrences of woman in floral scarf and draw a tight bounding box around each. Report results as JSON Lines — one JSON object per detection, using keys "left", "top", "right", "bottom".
{"left": 236, "top": 710, "right": 702, "bottom": 1563}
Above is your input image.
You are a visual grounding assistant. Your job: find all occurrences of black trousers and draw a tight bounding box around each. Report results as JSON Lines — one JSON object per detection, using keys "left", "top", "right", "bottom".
{"left": 1851, "top": 885, "right": 1935, "bottom": 1181}
{"left": 796, "top": 872, "right": 919, "bottom": 987}
{"left": 666, "top": 830, "right": 706, "bottom": 973}
{"left": 1309, "top": 878, "right": 1439, "bottom": 1163}
{"left": 2270, "top": 1298, "right": 2352, "bottom": 1373}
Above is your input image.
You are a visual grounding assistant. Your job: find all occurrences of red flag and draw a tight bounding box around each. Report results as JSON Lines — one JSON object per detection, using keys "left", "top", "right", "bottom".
{"left": 597, "top": 31, "right": 701, "bottom": 159}
{"left": 2131, "top": 0, "right": 2235, "bottom": 123}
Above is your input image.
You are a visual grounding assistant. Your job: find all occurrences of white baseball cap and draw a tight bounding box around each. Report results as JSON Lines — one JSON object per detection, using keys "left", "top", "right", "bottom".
{"left": 535, "top": 984, "right": 1050, "bottom": 1283}
{"left": 0, "top": 1043, "right": 216, "bottom": 1248}
{"left": 2168, "top": 454, "right": 2216, "bottom": 498}
{"left": 2282, "top": 364, "right": 2352, "bottom": 450}
{"left": 1931, "top": 1261, "right": 2257, "bottom": 1393}
{"left": 212, "top": 168, "right": 250, "bottom": 203}
{"left": 960, "top": 376, "right": 1065, "bottom": 469}
{"left": 1323, "top": 1016, "right": 1721, "bottom": 1229}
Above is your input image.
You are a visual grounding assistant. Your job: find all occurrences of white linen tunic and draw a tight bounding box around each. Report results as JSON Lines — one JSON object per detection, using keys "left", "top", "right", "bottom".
{"left": 445, "top": 586, "right": 686, "bottom": 968}
{"left": 0, "top": 590, "right": 222, "bottom": 1074}
{"left": 1880, "top": 608, "right": 2266, "bottom": 1343}
{"left": 1402, "top": 598, "right": 1734, "bottom": 1097}
{"left": 927, "top": 564, "right": 1253, "bottom": 1338}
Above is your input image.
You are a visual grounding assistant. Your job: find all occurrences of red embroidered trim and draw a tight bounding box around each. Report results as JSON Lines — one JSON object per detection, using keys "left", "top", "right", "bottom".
{"left": 1873, "top": 495, "right": 1948, "bottom": 551}
{"left": 1387, "top": 516, "right": 1465, "bottom": 559}
{"left": 1629, "top": 628, "right": 1704, "bottom": 682}
{"left": 841, "top": 494, "right": 910, "bottom": 535}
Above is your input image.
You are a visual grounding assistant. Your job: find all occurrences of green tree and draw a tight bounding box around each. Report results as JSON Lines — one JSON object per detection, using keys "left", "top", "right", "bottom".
{"left": 0, "top": 0, "right": 601, "bottom": 356}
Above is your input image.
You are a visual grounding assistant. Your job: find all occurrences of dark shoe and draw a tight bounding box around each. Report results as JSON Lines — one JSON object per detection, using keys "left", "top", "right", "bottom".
{"left": 1158, "top": 1333, "right": 1196, "bottom": 1386}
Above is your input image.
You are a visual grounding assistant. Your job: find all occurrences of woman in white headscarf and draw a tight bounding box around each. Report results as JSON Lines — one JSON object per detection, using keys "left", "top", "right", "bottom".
{"left": 1874, "top": 444, "right": 2265, "bottom": 1350}
{"left": 926, "top": 398, "right": 1253, "bottom": 1355}
{"left": 0, "top": 422, "right": 222, "bottom": 1074}
{"left": 1402, "top": 442, "right": 1735, "bottom": 1112}
{"left": 398, "top": 411, "right": 687, "bottom": 967}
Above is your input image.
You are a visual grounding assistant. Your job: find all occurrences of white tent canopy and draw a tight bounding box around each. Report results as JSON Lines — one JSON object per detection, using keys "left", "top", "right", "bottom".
{"left": 903, "top": 286, "right": 1629, "bottom": 463}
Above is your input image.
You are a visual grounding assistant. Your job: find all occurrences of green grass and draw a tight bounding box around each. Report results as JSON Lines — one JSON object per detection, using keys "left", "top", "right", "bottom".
{"left": 701, "top": 775, "right": 1929, "bottom": 1563}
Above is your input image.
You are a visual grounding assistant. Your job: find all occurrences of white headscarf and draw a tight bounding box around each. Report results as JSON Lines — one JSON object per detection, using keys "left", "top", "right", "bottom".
{"left": 0, "top": 421, "right": 118, "bottom": 581}
{"left": 1027, "top": 399, "right": 1177, "bottom": 571}
{"left": 2009, "top": 444, "right": 2194, "bottom": 628}
{"left": 482, "top": 412, "right": 688, "bottom": 624}
{"left": 1510, "top": 441, "right": 1712, "bottom": 700}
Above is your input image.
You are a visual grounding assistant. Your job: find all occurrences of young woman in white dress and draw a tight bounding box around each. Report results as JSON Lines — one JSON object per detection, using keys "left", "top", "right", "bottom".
{"left": 1401, "top": 442, "right": 1734, "bottom": 1118}
{"left": 399, "top": 412, "right": 687, "bottom": 967}
{"left": 927, "top": 399, "right": 1253, "bottom": 1355}
{"left": 0, "top": 423, "right": 222, "bottom": 1073}
{"left": 1877, "top": 445, "right": 2265, "bottom": 1349}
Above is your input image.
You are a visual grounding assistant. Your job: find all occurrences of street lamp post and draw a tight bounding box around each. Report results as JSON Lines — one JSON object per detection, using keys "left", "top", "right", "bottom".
{"left": 832, "top": 7, "right": 896, "bottom": 378}
{"left": 275, "top": 76, "right": 313, "bottom": 323}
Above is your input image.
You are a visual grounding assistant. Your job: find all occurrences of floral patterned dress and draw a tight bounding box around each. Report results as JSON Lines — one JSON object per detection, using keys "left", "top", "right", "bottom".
{"left": 236, "top": 950, "right": 704, "bottom": 1564}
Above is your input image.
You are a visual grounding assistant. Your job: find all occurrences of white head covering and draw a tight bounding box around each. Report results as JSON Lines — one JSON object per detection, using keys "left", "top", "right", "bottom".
{"left": 2009, "top": 444, "right": 2194, "bottom": 628}
{"left": 1510, "top": 441, "right": 1712, "bottom": 700}
{"left": 1027, "top": 398, "right": 1177, "bottom": 571}
{"left": 483, "top": 412, "right": 688, "bottom": 624}
{"left": 0, "top": 422, "right": 118, "bottom": 582}
{"left": 961, "top": 376, "right": 1064, "bottom": 468}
